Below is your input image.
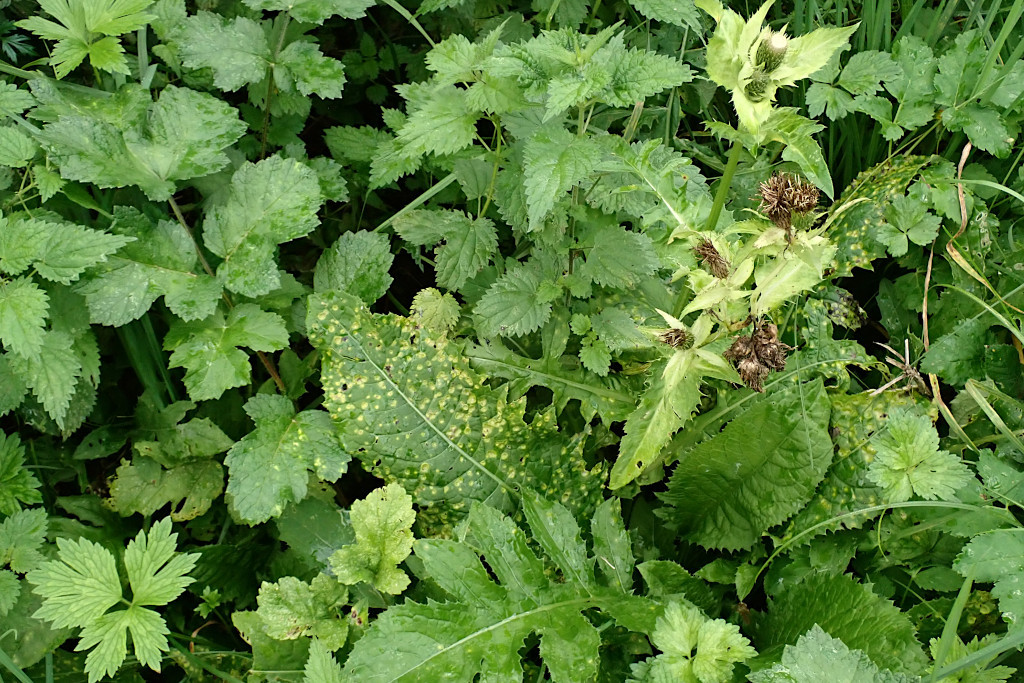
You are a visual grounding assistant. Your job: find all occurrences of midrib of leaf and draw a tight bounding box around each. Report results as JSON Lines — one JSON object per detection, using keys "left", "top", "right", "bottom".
{"left": 617, "top": 154, "right": 685, "bottom": 226}
{"left": 465, "top": 346, "right": 634, "bottom": 403}
{"left": 393, "top": 596, "right": 599, "bottom": 680}
{"left": 344, "top": 334, "right": 516, "bottom": 497}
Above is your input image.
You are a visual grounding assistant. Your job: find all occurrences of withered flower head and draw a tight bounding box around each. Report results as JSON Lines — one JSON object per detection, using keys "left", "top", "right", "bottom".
{"left": 758, "top": 173, "right": 820, "bottom": 231}
{"left": 660, "top": 328, "right": 693, "bottom": 349}
{"left": 694, "top": 239, "right": 730, "bottom": 279}
{"left": 723, "top": 322, "right": 794, "bottom": 392}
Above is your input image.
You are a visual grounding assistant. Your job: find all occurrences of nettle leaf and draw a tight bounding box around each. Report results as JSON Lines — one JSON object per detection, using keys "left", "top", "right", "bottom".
{"left": 303, "top": 639, "right": 344, "bottom": 683}
{"left": 0, "top": 126, "right": 38, "bottom": 167}
{"left": 27, "top": 518, "right": 197, "bottom": 683}
{"left": 523, "top": 127, "right": 603, "bottom": 230}
{"left": 395, "top": 86, "right": 478, "bottom": 158}
{"left": 176, "top": 13, "right": 270, "bottom": 91}
{"left": 244, "top": 0, "right": 378, "bottom": 23}
{"left": 0, "top": 83, "right": 36, "bottom": 118}
{"left": 307, "top": 291, "right": 605, "bottom": 531}
{"left": 342, "top": 496, "right": 659, "bottom": 682}
{"left": 474, "top": 258, "right": 561, "bottom": 338}
{"left": 0, "top": 507, "right": 47, "bottom": 574}
{"left": 329, "top": 483, "right": 415, "bottom": 594}
{"left": 576, "top": 224, "right": 660, "bottom": 290}
{"left": 920, "top": 317, "right": 992, "bottom": 386}
{"left": 600, "top": 37, "right": 695, "bottom": 107}
{"left": 0, "top": 431, "right": 42, "bottom": 515}
{"left": 752, "top": 573, "right": 928, "bottom": 675}
{"left": 954, "top": 529, "right": 1024, "bottom": 630}
{"left": 164, "top": 304, "right": 290, "bottom": 401}
{"left": 254, "top": 574, "right": 349, "bottom": 650}
{"left": 750, "top": 625, "right": 909, "bottom": 683}
{"left": 76, "top": 207, "right": 221, "bottom": 326}
{"left": 22, "top": 329, "right": 84, "bottom": 429}
{"left": 0, "top": 215, "right": 133, "bottom": 286}
{"left": 107, "top": 456, "right": 224, "bottom": 522}
{"left": 40, "top": 84, "right": 245, "bottom": 201}
{"left": 393, "top": 209, "right": 499, "bottom": 291}
{"left": 203, "top": 156, "right": 323, "bottom": 297}
{"left": 866, "top": 406, "right": 972, "bottom": 502}
{"left": 659, "top": 380, "right": 833, "bottom": 550}
{"left": 314, "top": 230, "right": 394, "bottom": 304}
{"left": 0, "top": 276, "right": 48, "bottom": 359}
{"left": 225, "top": 394, "right": 350, "bottom": 525}
{"left": 628, "top": 0, "right": 701, "bottom": 30}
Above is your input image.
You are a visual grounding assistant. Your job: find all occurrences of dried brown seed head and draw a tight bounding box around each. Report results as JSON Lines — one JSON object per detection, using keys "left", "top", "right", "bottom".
{"left": 737, "top": 357, "right": 769, "bottom": 392}
{"left": 694, "top": 239, "right": 731, "bottom": 279}
{"left": 758, "top": 173, "right": 820, "bottom": 231}
{"left": 660, "top": 328, "right": 693, "bottom": 349}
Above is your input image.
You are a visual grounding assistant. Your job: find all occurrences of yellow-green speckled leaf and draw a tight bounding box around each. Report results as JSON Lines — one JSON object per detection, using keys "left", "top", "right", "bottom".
{"left": 828, "top": 155, "right": 934, "bottom": 277}
{"left": 307, "top": 291, "right": 605, "bottom": 531}
{"left": 782, "top": 390, "right": 932, "bottom": 541}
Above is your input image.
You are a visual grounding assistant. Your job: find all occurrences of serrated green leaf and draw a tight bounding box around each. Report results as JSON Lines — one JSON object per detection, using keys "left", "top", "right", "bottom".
{"left": 394, "top": 209, "right": 497, "bottom": 292}
{"left": 244, "top": 0, "right": 378, "bottom": 23}
{"left": 753, "top": 573, "right": 928, "bottom": 674}
{"left": 22, "top": 329, "right": 82, "bottom": 428}
{"left": 884, "top": 36, "right": 936, "bottom": 135}
{"left": 750, "top": 625, "right": 911, "bottom": 683}
{"left": 314, "top": 230, "right": 394, "bottom": 304}
{"left": 395, "top": 87, "right": 477, "bottom": 159}
{"left": 0, "top": 431, "right": 42, "bottom": 515}
{"left": 806, "top": 82, "right": 855, "bottom": 119}
{"left": 410, "top": 288, "right": 461, "bottom": 335}
{"left": 107, "top": 456, "right": 224, "bottom": 522}
{"left": 225, "top": 394, "right": 349, "bottom": 525}
{"left": 576, "top": 224, "right": 660, "bottom": 290}
{"left": 750, "top": 233, "right": 836, "bottom": 316}
{"left": 0, "top": 276, "right": 48, "bottom": 359}
{"left": 1, "top": 216, "right": 133, "bottom": 285}
{"left": 523, "top": 127, "right": 603, "bottom": 229}
{"left": 329, "top": 483, "right": 415, "bottom": 593}
{"left": 41, "top": 84, "right": 245, "bottom": 200}
{"left": 766, "top": 108, "right": 834, "bottom": 199}
{"left": 866, "top": 406, "right": 972, "bottom": 502}
{"left": 0, "top": 507, "right": 47, "bottom": 573}
{"left": 0, "top": 83, "right": 36, "bottom": 118}
{"left": 629, "top": 0, "right": 701, "bottom": 30}
{"left": 256, "top": 574, "right": 349, "bottom": 650}
{"left": 76, "top": 207, "right": 220, "bottom": 326}
{"left": 277, "top": 40, "right": 346, "bottom": 99}
{"left": 838, "top": 51, "right": 901, "bottom": 95}
{"left": 203, "top": 156, "right": 323, "bottom": 297}
{"left": 920, "top": 318, "right": 991, "bottom": 385}
{"left": 307, "top": 291, "right": 604, "bottom": 531}
{"left": 177, "top": 13, "right": 270, "bottom": 91}
{"left": 165, "top": 304, "right": 289, "bottom": 401}
{"left": 0, "top": 126, "right": 38, "bottom": 167}
{"left": 303, "top": 638, "right": 344, "bottom": 683}
{"left": 474, "top": 260, "right": 558, "bottom": 337}
{"left": 659, "top": 380, "right": 832, "bottom": 550}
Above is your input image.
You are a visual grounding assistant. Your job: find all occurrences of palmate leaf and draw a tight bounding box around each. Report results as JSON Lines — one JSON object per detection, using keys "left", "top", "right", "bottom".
{"left": 342, "top": 495, "right": 661, "bottom": 682}
{"left": 751, "top": 573, "right": 928, "bottom": 675}
{"left": 0, "top": 431, "right": 42, "bottom": 515}
{"left": 107, "top": 456, "right": 224, "bottom": 522}
{"left": 253, "top": 574, "right": 349, "bottom": 650}
{"left": 307, "top": 291, "right": 605, "bottom": 531}
{"left": 27, "top": 518, "right": 197, "bottom": 683}
{"left": 658, "top": 380, "right": 833, "bottom": 551}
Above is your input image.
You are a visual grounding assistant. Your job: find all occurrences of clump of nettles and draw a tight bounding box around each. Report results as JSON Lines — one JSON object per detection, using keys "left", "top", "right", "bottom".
{"left": 758, "top": 173, "right": 819, "bottom": 236}
{"left": 724, "top": 322, "right": 793, "bottom": 392}
{"left": 660, "top": 328, "right": 693, "bottom": 349}
{"left": 694, "top": 239, "right": 730, "bottom": 278}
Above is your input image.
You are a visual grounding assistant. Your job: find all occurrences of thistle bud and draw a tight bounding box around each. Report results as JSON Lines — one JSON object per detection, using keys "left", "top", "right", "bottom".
{"left": 744, "top": 70, "right": 772, "bottom": 102}
{"left": 755, "top": 31, "right": 789, "bottom": 73}
{"left": 660, "top": 328, "right": 693, "bottom": 349}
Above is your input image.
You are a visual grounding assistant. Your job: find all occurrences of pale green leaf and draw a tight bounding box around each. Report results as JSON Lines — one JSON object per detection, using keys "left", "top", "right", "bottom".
{"left": 256, "top": 574, "right": 349, "bottom": 650}
{"left": 314, "top": 230, "right": 394, "bottom": 304}
{"left": 0, "top": 83, "right": 36, "bottom": 118}
{"left": 629, "top": 0, "right": 701, "bottom": 30}
{"left": 393, "top": 209, "right": 498, "bottom": 291}
{"left": 0, "top": 126, "right": 37, "bottom": 167}
{"left": 244, "top": 0, "right": 377, "bottom": 23}
{"left": 0, "top": 431, "right": 42, "bottom": 515}
{"left": 0, "top": 276, "right": 48, "bottom": 359}
{"left": 0, "top": 216, "right": 133, "bottom": 285}
{"left": 107, "top": 456, "right": 224, "bottom": 522}
{"left": 303, "top": 638, "right": 344, "bottom": 683}
{"left": 395, "top": 87, "right": 477, "bottom": 159}
{"left": 749, "top": 625, "right": 909, "bottom": 683}
{"left": 20, "top": 329, "right": 82, "bottom": 428}
{"left": 523, "top": 127, "right": 603, "bottom": 229}
{"left": 176, "top": 13, "right": 270, "bottom": 91}
{"left": 277, "top": 40, "right": 346, "bottom": 99}
{"left": 329, "top": 483, "right": 415, "bottom": 593}
{"left": 474, "top": 260, "right": 558, "bottom": 337}
{"left": 203, "top": 156, "right": 323, "bottom": 297}
{"left": 410, "top": 288, "right": 461, "bottom": 335}
{"left": 225, "top": 394, "right": 350, "bottom": 525}
{"left": 838, "top": 51, "right": 900, "bottom": 95}
{"left": 954, "top": 529, "right": 1024, "bottom": 629}
{"left": 0, "top": 507, "right": 48, "bottom": 573}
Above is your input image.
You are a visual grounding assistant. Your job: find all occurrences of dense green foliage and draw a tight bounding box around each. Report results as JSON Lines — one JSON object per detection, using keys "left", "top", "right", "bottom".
{"left": 0, "top": 0, "right": 1023, "bottom": 680}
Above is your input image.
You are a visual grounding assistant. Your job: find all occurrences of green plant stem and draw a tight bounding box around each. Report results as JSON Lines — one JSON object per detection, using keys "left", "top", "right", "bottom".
{"left": 705, "top": 140, "right": 743, "bottom": 232}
